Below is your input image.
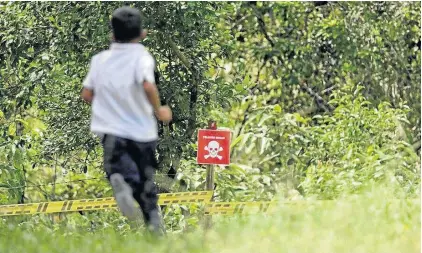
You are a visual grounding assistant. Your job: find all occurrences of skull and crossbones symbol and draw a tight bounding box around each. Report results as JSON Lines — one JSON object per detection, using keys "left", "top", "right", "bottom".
{"left": 204, "top": 141, "right": 223, "bottom": 160}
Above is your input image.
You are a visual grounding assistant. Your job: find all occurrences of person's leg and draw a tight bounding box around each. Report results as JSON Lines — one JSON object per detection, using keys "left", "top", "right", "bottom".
{"left": 102, "top": 135, "right": 142, "bottom": 221}
{"left": 127, "top": 140, "right": 164, "bottom": 234}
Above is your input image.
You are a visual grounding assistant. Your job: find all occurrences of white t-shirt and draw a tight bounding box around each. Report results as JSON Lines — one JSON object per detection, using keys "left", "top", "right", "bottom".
{"left": 83, "top": 43, "right": 158, "bottom": 142}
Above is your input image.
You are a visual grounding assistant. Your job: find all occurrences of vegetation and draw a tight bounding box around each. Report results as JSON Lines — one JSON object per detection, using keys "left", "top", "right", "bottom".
{"left": 0, "top": 186, "right": 420, "bottom": 253}
{"left": 0, "top": 1, "right": 420, "bottom": 252}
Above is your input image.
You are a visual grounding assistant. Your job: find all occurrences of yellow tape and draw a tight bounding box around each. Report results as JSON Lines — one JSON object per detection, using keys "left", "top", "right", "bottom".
{"left": 204, "top": 199, "right": 420, "bottom": 215}
{"left": 204, "top": 200, "right": 337, "bottom": 215}
{"left": 204, "top": 200, "right": 334, "bottom": 215}
{"left": 204, "top": 202, "right": 276, "bottom": 215}
{"left": 0, "top": 191, "right": 213, "bottom": 217}
{"left": 204, "top": 201, "right": 351, "bottom": 215}
{"left": 2, "top": 193, "right": 417, "bottom": 217}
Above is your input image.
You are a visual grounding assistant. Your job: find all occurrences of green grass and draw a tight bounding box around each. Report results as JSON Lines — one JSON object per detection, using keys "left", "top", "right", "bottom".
{"left": 0, "top": 186, "right": 420, "bottom": 253}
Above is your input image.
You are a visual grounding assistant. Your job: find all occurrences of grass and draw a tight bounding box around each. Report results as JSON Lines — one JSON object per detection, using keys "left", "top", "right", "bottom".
{"left": 0, "top": 185, "right": 420, "bottom": 253}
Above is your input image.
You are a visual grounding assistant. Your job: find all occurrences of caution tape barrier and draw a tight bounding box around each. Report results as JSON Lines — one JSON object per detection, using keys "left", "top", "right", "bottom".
{"left": 203, "top": 201, "right": 310, "bottom": 215}
{"left": 1, "top": 193, "right": 418, "bottom": 217}
{"left": 0, "top": 191, "right": 213, "bottom": 217}
{"left": 204, "top": 201, "right": 275, "bottom": 215}
{"left": 204, "top": 199, "right": 420, "bottom": 215}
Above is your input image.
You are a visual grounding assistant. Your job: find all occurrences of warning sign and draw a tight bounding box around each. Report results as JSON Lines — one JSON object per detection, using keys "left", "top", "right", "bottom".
{"left": 197, "top": 129, "right": 231, "bottom": 165}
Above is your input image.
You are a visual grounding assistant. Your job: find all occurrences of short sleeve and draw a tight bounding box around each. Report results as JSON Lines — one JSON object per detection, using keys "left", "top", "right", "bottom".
{"left": 139, "top": 54, "right": 156, "bottom": 84}
{"left": 82, "top": 57, "right": 96, "bottom": 90}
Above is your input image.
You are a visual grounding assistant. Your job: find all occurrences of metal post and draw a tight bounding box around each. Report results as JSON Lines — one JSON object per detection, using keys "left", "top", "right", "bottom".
{"left": 204, "top": 120, "right": 216, "bottom": 229}
{"left": 205, "top": 165, "right": 215, "bottom": 192}
{"left": 204, "top": 164, "right": 214, "bottom": 229}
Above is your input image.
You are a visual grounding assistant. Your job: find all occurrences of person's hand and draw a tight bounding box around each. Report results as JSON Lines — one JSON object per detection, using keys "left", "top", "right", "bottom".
{"left": 155, "top": 105, "right": 172, "bottom": 123}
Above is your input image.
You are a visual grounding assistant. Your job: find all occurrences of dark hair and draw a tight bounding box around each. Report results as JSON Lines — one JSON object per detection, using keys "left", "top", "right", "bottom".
{"left": 111, "top": 6, "right": 142, "bottom": 42}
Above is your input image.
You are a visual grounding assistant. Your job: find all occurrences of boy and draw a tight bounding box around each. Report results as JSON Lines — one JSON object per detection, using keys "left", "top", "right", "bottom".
{"left": 81, "top": 6, "right": 172, "bottom": 235}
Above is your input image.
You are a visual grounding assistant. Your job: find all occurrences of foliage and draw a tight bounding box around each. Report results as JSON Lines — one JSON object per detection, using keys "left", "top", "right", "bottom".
{"left": 0, "top": 1, "right": 420, "bottom": 233}
{"left": 0, "top": 186, "right": 420, "bottom": 253}
{"left": 196, "top": 1, "right": 421, "bottom": 201}
{"left": 207, "top": 83, "right": 420, "bottom": 202}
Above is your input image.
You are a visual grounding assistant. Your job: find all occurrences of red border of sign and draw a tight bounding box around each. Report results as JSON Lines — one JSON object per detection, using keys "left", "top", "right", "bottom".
{"left": 196, "top": 129, "right": 232, "bottom": 166}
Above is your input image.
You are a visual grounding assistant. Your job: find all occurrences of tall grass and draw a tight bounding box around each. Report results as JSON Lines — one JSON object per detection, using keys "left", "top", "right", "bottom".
{"left": 0, "top": 184, "right": 420, "bottom": 253}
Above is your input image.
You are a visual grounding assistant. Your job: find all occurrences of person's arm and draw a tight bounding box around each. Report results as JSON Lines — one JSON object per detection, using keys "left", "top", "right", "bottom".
{"left": 143, "top": 81, "right": 161, "bottom": 112}
{"left": 141, "top": 56, "right": 172, "bottom": 123}
{"left": 81, "top": 57, "right": 96, "bottom": 104}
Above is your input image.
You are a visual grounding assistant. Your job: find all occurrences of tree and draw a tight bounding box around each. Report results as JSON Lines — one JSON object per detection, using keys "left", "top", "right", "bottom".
{"left": 0, "top": 1, "right": 419, "bottom": 231}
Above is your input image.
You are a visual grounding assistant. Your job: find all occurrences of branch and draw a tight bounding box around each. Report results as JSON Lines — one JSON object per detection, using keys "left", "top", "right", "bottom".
{"left": 236, "top": 103, "right": 251, "bottom": 139}
{"left": 250, "top": 5, "right": 275, "bottom": 47}
{"left": 299, "top": 80, "right": 333, "bottom": 113}
{"left": 231, "top": 14, "right": 252, "bottom": 30}
{"left": 164, "top": 35, "right": 191, "bottom": 69}
{"left": 321, "top": 85, "right": 338, "bottom": 95}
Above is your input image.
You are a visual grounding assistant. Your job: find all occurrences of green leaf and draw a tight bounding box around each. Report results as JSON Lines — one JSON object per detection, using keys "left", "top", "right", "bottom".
{"left": 235, "top": 84, "right": 244, "bottom": 92}
{"left": 259, "top": 137, "right": 267, "bottom": 155}
{"left": 8, "top": 124, "right": 16, "bottom": 136}
{"left": 230, "top": 135, "right": 243, "bottom": 150}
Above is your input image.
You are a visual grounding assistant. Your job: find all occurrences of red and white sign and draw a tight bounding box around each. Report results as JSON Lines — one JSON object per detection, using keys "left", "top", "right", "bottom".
{"left": 197, "top": 129, "right": 231, "bottom": 165}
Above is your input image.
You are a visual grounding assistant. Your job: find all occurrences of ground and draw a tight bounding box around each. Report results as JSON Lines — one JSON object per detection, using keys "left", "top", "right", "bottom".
{"left": 0, "top": 186, "right": 419, "bottom": 253}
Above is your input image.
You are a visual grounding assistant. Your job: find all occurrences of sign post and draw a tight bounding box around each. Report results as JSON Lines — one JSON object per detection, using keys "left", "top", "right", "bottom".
{"left": 197, "top": 120, "right": 231, "bottom": 229}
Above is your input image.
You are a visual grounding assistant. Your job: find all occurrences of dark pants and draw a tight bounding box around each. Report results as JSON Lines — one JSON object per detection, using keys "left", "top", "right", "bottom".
{"left": 102, "top": 134, "right": 160, "bottom": 224}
